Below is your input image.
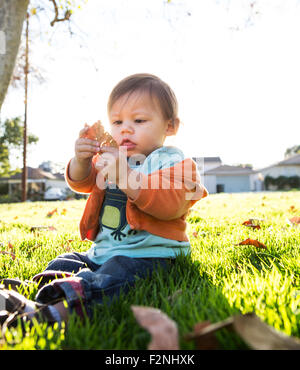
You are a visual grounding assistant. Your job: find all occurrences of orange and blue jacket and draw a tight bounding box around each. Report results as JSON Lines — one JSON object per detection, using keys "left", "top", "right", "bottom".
{"left": 65, "top": 148, "right": 208, "bottom": 242}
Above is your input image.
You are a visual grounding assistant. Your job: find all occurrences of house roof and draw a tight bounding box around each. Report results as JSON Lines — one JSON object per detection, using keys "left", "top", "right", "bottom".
{"left": 204, "top": 164, "right": 257, "bottom": 176}
{"left": 276, "top": 154, "right": 300, "bottom": 166}
{"left": 193, "top": 156, "right": 222, "bottom": 163}
{"left": 259, "top": 153, "right": 300, "bottom": 172}
{"left": 1, "top": 167, "right": 63, "bottom": 181}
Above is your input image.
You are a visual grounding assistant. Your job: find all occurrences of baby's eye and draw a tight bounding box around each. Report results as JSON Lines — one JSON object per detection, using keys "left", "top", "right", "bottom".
{"left": 135, "top": 119, "right": 146, "bottom": 124}
{"left": 113, "top": 120, "right": 122, "bottom": 125}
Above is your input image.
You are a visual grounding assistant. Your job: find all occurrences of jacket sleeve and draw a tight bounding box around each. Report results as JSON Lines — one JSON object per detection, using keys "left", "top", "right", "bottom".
{"left": 65, "top": 156, "right": 99, "bottom": 194}
{"left": 129, "top": 159, "right": 208, "bottom": 221}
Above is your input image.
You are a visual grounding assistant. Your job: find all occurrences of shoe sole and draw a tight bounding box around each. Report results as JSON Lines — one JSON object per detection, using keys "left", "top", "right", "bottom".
{"left": 0, "top": 290, "right": 10, "bottom": 311}
{"left": 0, "top": 289, "right": 24, "bottom": 313}
{"left": 0, "top": 278, "right": 30, "bottom": 291}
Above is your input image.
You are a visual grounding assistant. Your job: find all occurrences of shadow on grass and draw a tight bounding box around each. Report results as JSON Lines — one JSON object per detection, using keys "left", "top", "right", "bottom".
{"left": 63, "top": 254, "right": 248, "bottom": 350}
{"left": 1, "top": 255, "right": 248, "bottom": 349}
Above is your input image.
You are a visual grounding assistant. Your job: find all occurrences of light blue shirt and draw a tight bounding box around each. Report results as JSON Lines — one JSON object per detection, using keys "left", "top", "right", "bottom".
{"left": 87, "top": 146, "right": 191, "bottom": 265}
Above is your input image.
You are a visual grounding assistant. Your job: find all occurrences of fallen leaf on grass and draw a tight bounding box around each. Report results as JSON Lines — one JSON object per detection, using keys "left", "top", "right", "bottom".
{"left": 46, "top": 208, "right": 58, "bottom": 218}
{"left": 242, "top": 219, "right": 261, "bottom": 230}
{"left": 186, "top": 320, "right": 224, "bottom": 349}
{"left": 7, "top": 241, "right": 14, "bottom": 251}
{"left": 0, "top": 250, "right": 16, "bottom": 260}
{"left": 233, "top": 314, "right": 300, "bottom": 350}
{"left": 0, "top": 241, "right": 17, "bottom": 260}
{"left": 289, "top": 205, "right": 297, "bottom": 213}
{"left": 30, "top": 226, "right": 57, "bottom": 232}
{"left": 131, "top": 305, "right": 179, "bottom": 350}
{"left": 185, "top": 317, "right": 233, "bottom": 349}
{"left": 192, "top": 231, "right": 207, "bottom": 238}
{"left": 235, "top": 238, "right": 267, "bottom": 249}
{"left": 185, "top": 313, "right": 300, "bottom": 350}
{"left": 288, "top": 216, "right": 300, "bottom": 226}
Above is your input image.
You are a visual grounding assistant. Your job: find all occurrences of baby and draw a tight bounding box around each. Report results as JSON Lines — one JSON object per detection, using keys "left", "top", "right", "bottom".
{"left": 0, "top": 73, "right": 207, "bottom": 328}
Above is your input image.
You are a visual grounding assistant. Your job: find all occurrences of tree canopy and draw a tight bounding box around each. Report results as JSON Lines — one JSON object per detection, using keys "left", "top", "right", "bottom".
{"left": 285, "top": 145, "right": 300, "bottom": 158}
{"left": 0, "top": 117, "right": 38, "bottom": 176}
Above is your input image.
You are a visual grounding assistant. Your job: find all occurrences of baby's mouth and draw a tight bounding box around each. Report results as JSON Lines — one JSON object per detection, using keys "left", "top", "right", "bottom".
{"left": 120, "top": 139, "right": 136, "bottom": 149}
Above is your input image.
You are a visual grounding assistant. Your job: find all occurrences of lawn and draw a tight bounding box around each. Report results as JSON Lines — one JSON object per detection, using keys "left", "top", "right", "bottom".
{"left": 0, "top": 191, "right": 299, "bottom": 349}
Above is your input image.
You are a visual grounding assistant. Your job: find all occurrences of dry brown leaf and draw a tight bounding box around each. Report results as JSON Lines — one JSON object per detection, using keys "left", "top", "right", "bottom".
{"left": 288, "top": 216, "right": 300, "bottom": 226}
{"left": 46, "top": 208, "right": 58, "bottom": 218}
{"left": 190, "top": 321, "right": 221, "bottom": 350}
{"left": 235, "top": 238, "right": 267, "bottom": 249}
{"left": 7, "top": 241, "right": 14, "bottom": 251}
{"left": 185, "top": 313, "right": 300, "bottom": 350}
{"left": 81, "top": 121, "right": 118, "bottom": 148}
{"left": 233, "top": 313, "right": 300, "bottom": 350}
{"left": 30, "top": 226, "right": 57, "bottom": 232}
{"left": 131, "top": 305, "right": 179, "bottom": 350}
{"left": 242, "top": 219, "right": 261, "bottom": 230}
{"left": 0, "top": 250, "right": 16, "bottom": 260}
{"left": 185, "top": 316, "right": 233, "bottom": 350}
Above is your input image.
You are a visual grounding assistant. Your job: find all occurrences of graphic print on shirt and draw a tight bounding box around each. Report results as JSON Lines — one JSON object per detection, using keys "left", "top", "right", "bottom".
{"left": 99, "top": 186, "right": 137, "bottom": 241}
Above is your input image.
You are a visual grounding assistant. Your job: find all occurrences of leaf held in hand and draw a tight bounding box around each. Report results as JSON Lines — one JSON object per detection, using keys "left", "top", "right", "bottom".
{"left": 81, "top": 120, "right": 118, "bottom": 148}
{"left": 131, "top": 305, "right": 179, "bottom": 350}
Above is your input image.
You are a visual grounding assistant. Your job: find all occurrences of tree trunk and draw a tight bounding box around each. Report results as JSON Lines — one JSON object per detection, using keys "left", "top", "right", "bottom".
{"left": 0, "top": 0, "right": 29, "bottom": 111}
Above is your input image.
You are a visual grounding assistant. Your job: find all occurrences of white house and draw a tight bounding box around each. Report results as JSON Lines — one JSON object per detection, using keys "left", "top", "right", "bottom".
{"left": 0, "top": 167, "right": 68, "bottom": 200}
{"left": 204, "top": 164, "right": 263, "bottom": 193}
{"left": 193, "top": 157, "right": 222, "bottom": 173}
{"left": 259, "top": 154, "right": 300, "bottom": 178}
{"left": 193, "top": 157, "right": 263, "bottom": 193}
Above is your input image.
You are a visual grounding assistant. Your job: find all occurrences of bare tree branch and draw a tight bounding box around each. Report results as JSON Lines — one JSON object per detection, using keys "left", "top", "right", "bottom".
{"left": 49, "top": 0, "right": 72, "bottom": 27}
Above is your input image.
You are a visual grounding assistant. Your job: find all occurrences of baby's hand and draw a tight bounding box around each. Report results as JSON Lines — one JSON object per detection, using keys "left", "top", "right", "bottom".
{"left": 96, "top": 171, "right": 106, "bottom": 190}
{"left": 75, "top": 124, "right": 100, "bottom": 163}
{"left": 95, "top": 146, "right": 128, "bottom": 186}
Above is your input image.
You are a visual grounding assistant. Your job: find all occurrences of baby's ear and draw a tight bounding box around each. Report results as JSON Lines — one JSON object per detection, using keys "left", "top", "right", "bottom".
{"left": 166, "top": 118, "right": 180, "bottom": 136}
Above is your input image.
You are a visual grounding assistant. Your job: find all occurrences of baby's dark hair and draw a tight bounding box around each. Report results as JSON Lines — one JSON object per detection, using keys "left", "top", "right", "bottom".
{"left": 107, "top": 73, "right": 179, "bottom": 125}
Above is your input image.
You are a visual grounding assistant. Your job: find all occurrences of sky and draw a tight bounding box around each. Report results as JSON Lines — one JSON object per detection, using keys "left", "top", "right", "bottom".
{"left": 2, "top": 0, "right": 300, "bottom": 171}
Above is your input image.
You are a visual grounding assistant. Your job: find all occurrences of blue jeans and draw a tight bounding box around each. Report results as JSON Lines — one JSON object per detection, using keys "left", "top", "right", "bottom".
{"left": 34, "top": 252, "right": 170, "bottom": 318}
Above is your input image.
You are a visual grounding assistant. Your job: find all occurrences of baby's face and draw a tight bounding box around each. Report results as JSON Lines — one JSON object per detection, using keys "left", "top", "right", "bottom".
{"left": 109, "top": 92, "right": 173, "bottom": 158}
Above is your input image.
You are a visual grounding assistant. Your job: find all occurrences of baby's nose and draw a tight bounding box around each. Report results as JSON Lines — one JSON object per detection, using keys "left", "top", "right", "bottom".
{"left": 121, "top": 120, "right": 134, "bottom": 133}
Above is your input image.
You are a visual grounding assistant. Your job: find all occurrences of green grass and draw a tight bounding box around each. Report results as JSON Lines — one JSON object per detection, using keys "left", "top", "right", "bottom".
{"left": 0, "top": 191, "right": 299, "bottom": 349}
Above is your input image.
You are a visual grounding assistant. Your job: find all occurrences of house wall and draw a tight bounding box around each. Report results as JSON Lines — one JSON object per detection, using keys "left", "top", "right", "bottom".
{"left": 260, "top": 165, "right": 300, "bottom": 178}
{"left": 250, "top": 173, "right": 264, "bottom": 191}
{"left": 204, "top": 161, "right": 222, "bottom": 173}
{"left": 193, "top": 158, "right": 221, "bottom": 175}
{"left": 45, "top": 180, "right": 69, "bottom": 190}
{"left": 203, "top": 175, "right": 216, "bottom": 194}
{"left": 216, "top": 175, "right": 250, "bottom": 193}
